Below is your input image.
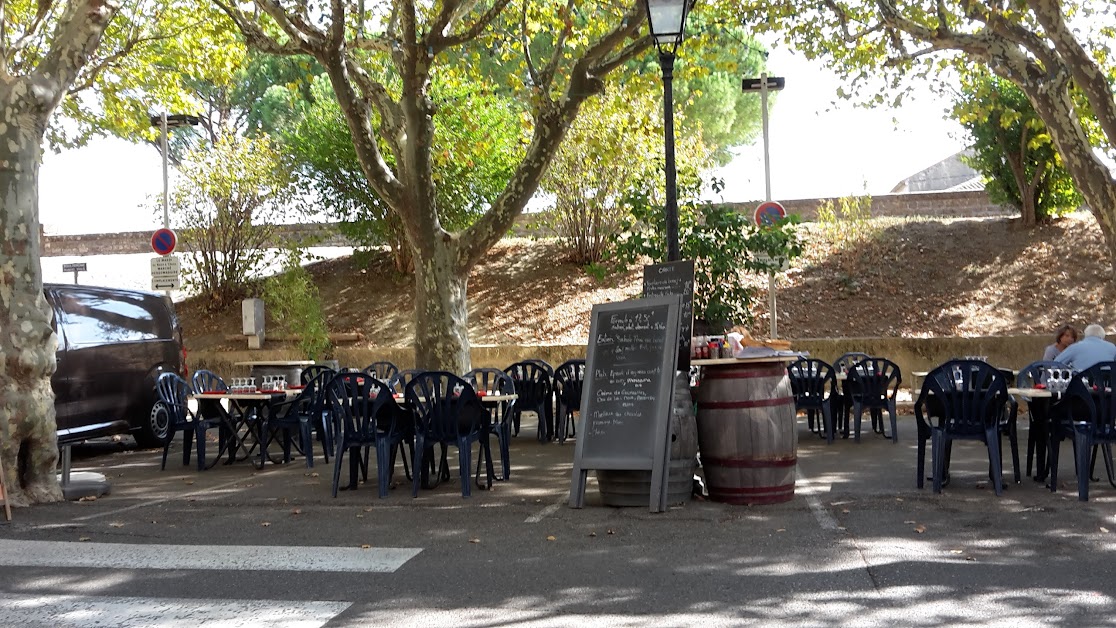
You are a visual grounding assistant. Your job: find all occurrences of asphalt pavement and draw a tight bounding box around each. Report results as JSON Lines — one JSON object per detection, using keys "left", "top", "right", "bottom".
{"left": 2, "top": 413, "right": 1116, "bottom": 627}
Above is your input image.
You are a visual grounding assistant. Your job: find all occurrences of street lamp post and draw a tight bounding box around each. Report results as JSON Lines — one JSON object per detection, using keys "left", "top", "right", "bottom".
{"left": 148, "top": 113, "right": 200, "bottom": 296}
{"left": 149, "top": 113, "right": 201, "bottom": 231}
{"left": 643, "top": 0, "right": 692, "bottom": 263}
{"left": 741, "top": 74, "right": 785, "bottom": 337}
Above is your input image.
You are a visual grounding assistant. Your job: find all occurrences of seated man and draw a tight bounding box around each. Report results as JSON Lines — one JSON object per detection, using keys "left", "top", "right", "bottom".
{"left": 1050, "top": 323, "right": 1116, "bottom": 371}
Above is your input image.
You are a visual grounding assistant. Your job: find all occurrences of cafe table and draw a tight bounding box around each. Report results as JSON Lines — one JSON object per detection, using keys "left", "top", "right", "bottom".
{"left": 191, "top": 390, "right": 300, "bottom": 469}
{"left": 1008, "top": 386, "right": 1058, "bottom": 481}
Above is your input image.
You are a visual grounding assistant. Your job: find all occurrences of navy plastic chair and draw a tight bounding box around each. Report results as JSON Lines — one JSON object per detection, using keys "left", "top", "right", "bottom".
{"left": 364, "top": 361, "right": 400, "bottom": 381}
{"left": 406, "top": 372, "right": 494, "bottom": 497}
{"left": 262, "top": 369, "right": 334, "bottom": 468}
{"left": 1015, "top": 360, "right": 1072, "bottom": 480}
{"left": 464, "top": 367, "right": 517, "bottom": 480}
{"left": 833, "top": 352, "right": 871, "bottom": 431}
{"left": 914, "top": 360, "right": 1019, "bottom": 495}
{"left": 191, "top": 369, "right": 228, "bottom": 394}
{"left": 327, "top": 372, "right": 409, "bottom": 498}
{"left": 553, "top": 359, "right": 586, "bottom": 444}
{"left": 301, "top": 364, "right": 333, "bottom": 386}
{"left": 526, "top": 359, "right": 556, "bottom": 435}
{"left": 846, "top": 357, "right": 902, "bottom": 443}
{"left": 388, "top": 369, "right": 425, "bottom": 396}
{"left": 505, "top": 361, "right": 554, "bottom": 442}
{"left": 1049, "top": 362, "right": 1116, "bottom": 501}
{"left": 156, "top": 372, "right": 227, "bottom": 471}
{"left": 787, "top": 358, "right": 842, "bottom": 444}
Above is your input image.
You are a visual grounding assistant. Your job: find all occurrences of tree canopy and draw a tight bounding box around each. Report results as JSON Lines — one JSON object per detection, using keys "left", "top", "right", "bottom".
{"left": 951, "top": 69, "right": 1081, "bottom": 225}
{"left": 214, "top": 0, "right": 677, "bottom": 371}
{"left": 742, "top": 1, "right": 1116, "bottom": 276}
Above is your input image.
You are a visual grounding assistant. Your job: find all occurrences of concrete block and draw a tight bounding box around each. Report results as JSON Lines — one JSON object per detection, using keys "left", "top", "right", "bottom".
{"left": 242, "top": 299, "right": 265, "bottom": 336}
{"left": 247, "top": 333, "right": 264, "bottom": 350}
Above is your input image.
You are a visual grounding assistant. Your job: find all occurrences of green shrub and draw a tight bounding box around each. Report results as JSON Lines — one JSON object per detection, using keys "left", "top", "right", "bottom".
{"left": 262, "top": 250, "right": 332, "bottom": 360}
{"left": 611, "top": 177, "right": 803, "bottom": 329}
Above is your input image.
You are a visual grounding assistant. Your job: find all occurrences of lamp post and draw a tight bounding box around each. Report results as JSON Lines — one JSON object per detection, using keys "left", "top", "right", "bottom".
{"left": 643, "top": 0, "right": 692, "bottom": 263}
{"left": 741, "top": 74, "right": 785, "bottom": 337}
{"left": 149, "top": 113, "right": 201, "bottom": 231}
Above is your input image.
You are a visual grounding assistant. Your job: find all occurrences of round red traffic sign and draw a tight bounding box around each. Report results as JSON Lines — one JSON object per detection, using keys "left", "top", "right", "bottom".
{"left": 151, "top": 228, "right": 177, "bottom": 255}
{"left": 754, "top": 201, "right": 787, "bottom": 227}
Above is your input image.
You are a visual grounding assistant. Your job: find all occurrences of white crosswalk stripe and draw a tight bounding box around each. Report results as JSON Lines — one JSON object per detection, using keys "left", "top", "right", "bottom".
{"left": 2, "top": 593, "right": 350, "bottom": 628}
{"left": 0, "top": 539, "right": 421, "bottom": 573}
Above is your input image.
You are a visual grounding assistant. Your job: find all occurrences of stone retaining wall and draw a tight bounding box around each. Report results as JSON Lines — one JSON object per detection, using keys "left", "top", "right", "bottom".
{"left": 42, "top": 190, "right": 1015, "bottom": 257}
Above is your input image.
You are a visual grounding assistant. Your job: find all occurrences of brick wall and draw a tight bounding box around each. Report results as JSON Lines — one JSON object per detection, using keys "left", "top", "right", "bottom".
{"left": 40, "top": 190, "right": 1015, "bottom": 257}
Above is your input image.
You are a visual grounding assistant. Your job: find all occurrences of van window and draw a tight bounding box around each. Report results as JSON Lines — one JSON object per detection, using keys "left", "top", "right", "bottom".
{"left": 56, "top": 288, "right": 169, "bottom": 347}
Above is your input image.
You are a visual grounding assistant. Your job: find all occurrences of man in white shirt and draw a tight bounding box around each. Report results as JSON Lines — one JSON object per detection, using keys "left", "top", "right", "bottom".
{"left": 1050, "top": 323, "right": 1116, "bottom": 371}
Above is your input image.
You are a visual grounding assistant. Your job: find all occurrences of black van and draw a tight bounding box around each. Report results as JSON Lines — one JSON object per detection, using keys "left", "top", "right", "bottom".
{"left": 45, "top": 283, "right": 185, "bottom": 447}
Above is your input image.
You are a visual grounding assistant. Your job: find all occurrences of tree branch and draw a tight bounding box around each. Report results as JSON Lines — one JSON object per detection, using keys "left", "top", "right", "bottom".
{"left": 433, "top": 0, "right": 512, "bottom": 51}
{"left": 521, "top": 0, "right": 540, "bottom": 87}
{"left": 1029, "top": 0, "right": 1116, "bottom": 156}
{"left": 346, "top": 58, "right": 405, "bottom": 159}
{"left": 327, "top": 0, "right": 345, "bottom": 51}
{"left": 36, "top": 0, "right": 120, "bottom": 109}
{"left": 537, "top": 0, "right": 576, "bottom": 91}
{"left": 213, "top": 0, "right": 306, "bottom": 55}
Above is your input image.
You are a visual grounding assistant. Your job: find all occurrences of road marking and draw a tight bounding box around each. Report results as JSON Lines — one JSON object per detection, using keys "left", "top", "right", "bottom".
{"left": 525, "top": 499, "right": 564, "bottom": 523}
{"left": 0, "top": 539, "right": 421, "bottom": 573}
{"left": 0, "top": 593, "right": 350, "bottom": 627}
{"left": 72, "top": 476, "right": 249, "bottom": 522}
{"left": 796, "top": 467, "right": 839, "bottom": 531}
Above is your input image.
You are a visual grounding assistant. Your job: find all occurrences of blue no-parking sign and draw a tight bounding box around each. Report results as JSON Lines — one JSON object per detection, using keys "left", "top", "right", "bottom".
{"left": 151, "top": 228, "right": 177, "bottom": 256}
{"left": 754, "top": 201, "right": 787, "bottom": 227}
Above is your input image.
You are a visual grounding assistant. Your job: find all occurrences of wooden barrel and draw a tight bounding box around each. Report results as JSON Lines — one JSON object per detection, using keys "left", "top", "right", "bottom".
{"left": 695, "top": 361, "right": 796, "bottom": 504}
{"left": 597, "top": 372, "right": 698, "bottom": 507}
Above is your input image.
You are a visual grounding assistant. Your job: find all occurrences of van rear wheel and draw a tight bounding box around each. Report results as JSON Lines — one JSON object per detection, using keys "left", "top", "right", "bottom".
{"left": 135, "top": 401, "right": 171, "bottom": 448}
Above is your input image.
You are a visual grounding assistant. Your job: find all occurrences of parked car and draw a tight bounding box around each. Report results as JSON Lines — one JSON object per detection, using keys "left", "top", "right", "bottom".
{"left": 45, "top": 283, "right": 186, "bottom": 447}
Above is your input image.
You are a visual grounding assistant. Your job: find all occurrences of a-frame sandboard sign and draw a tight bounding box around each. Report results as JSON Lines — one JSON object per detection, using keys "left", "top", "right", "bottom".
{"left": 568, "top": 295, "right": 681, "bottom": 513}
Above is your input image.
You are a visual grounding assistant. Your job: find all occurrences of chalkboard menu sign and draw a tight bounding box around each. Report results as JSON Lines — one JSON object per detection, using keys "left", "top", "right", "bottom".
{"left": 642, "top": 260, "right": 694, "bottom": 371}
{"left": 569, "top": 295, "right": 681, "bottom": 513}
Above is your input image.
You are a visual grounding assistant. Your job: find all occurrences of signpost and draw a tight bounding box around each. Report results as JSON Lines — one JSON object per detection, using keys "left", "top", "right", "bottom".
{"left": 62, "top": 262, "right": 87, "bottom": 285}
{"left": 150, "top": 255, "right": 182, "bottom": 291}
{"left": 754, "top": 201, "right": 787, "bottom": 227}
{"left": 742, "top": 72, "right": 787, "bottom": 339}
{"left": 569, "top": 295, "right": 682, "bottom": 513}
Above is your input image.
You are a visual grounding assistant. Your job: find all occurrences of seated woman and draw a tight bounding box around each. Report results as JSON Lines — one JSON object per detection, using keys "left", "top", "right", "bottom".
{"left": 1043, "top": 324, "right": 1079, "bottom": 361}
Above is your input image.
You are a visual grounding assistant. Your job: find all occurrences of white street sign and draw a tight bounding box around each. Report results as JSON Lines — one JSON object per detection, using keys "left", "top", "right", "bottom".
{"left": 150, "top": 255, "right": 181, "bottom": 290}
{"left": 754, "top": 253, "right": 790, "bottom": 272}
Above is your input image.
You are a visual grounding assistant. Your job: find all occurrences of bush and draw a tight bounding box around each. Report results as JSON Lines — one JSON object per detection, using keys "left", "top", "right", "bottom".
{"left": 611, "top": 177, "right": 803, "bottom": 329}
{"left": 262, "top": 250, "right": 332, "bottom": 360}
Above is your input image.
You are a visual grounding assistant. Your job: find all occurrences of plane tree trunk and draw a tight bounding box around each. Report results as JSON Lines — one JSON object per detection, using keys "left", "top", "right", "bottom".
{"left": 221, "top": 0, "right": 647, "bottom": 371}
{"left": 0, "top": 0, "right": 120, "bottom": 505}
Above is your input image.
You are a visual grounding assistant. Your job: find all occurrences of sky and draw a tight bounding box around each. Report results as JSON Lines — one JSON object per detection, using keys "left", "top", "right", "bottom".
{"left": 711, "top": 46, "right": 967, "bottom": 203}
{"left": 37, "top": 47, "right": 969, "bottom": 237}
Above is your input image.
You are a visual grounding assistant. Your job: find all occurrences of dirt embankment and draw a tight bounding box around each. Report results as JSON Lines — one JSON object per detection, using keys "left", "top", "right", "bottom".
{"left": 178, "top": 213, "right": 1116, "bottom": 353}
